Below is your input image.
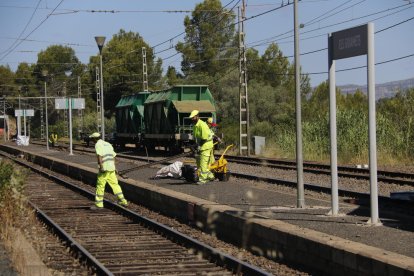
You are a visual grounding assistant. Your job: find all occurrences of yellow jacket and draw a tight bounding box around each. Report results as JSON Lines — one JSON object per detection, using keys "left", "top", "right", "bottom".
{"left": 193, "top": 119, "right": 213, "bottom": 151}
{"left": 95, "top": 139, "right": 116, "bottom": 172}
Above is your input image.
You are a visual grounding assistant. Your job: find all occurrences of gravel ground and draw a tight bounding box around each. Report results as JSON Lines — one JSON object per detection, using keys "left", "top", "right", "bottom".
{"left": 17, "top": 158, "right": 312, "bottom": 276}
{"left": 224, "top": 162, "right": 414, "bottom": 197}
{"left": 4, "top": 144, "right": 414, "bottom": 270}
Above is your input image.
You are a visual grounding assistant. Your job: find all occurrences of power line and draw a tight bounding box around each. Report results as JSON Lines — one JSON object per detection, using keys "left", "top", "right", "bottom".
{"left": 0, "top": 0, "right": 66, "bottom": 62}
{"left": 247, "top": 1, "right": 413, "bottom": 48}
{"left": 0, "top": 0, "right": 42, "bottom": 56}
{"left": 306, "top": 52, "right": 414, "bottom": 75}
{"left": 376, "top": 15, "right": 414, "bottom": 33}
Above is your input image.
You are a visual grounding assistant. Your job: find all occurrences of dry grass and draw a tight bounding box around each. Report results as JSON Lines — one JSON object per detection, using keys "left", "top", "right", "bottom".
{"left": 0, "top": 161, "right": 50, "bottom": 275}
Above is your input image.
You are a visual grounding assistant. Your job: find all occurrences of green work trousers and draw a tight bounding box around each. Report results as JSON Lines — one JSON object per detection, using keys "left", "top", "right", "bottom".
{"left": 197, "top": 148, "right": 215, "bottom": 183}
{"left": 95, "top": 171, "right": 127, "bottom": 207}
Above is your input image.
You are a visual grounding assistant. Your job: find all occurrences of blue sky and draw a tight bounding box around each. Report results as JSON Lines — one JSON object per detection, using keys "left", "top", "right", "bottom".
{"left": 0, "top": 0, "right": 413, "bottom": 87}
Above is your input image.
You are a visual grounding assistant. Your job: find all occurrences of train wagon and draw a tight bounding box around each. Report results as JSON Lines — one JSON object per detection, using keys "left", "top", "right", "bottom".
{"left": 114, "top": 92, "right": 149, "bottom": 147}
{"left": 143, "top": 85, "right": 216, "bottom": 152}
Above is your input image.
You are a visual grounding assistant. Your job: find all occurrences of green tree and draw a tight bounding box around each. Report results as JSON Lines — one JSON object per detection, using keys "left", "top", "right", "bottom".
{"left": 89, "top": 29, "right": 163, "bottom": 114}
{"left": 165, "top": 66, "right": 183, "bottom": 86}
{"left": 0, "top": 65, "right": 15, "bottom": 96}
{"left": 15, "top": 63, "right": 37, "bottom": 97}
{"left": 34, "top": 45, "right": 82, "bottom": 81}
{"left": 176, "top": 0, "right": 237, "bottom": 78}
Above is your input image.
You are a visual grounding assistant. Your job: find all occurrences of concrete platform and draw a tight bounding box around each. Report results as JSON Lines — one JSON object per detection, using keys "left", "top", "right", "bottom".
{"left": 1, "top": 142, "right": 414, "bottom": 275}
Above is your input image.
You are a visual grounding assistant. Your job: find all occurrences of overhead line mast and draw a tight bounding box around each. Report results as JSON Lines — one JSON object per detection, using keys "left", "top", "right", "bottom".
{"left": 142, "top": 47, "right": 149, "bottom": 92}
{"left": 96, "top": 67, "right": 102, "bottom": 134}
{"left": 238, "top": 0, "right": 250, "bottom": 156}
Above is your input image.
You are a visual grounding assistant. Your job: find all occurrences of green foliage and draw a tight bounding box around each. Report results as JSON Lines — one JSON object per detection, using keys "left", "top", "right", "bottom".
{"left": 176, "top": 0, "right": 237, "bottom": 77}
{"left": 0, "top": 161, "right": 27, "bottom": 235}
{"left": 0, "top": 161, "right": 14, "bottom": 189}
{"left": 34, "top": 45, "right": 83, "bottom": 84}
{"left": 0, "top": 160, "right": 25, "bottom": 205}
{"left": 247, "top": 43, "right": 290, "bottom": 88}
{"left": 0, "top": 65, "right": 15, "bottom": 95}
{"left": 88, "top": 29, "right": 163, "bottom": 114}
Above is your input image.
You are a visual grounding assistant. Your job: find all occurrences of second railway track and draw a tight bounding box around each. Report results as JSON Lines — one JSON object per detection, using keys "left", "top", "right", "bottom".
{"left": 4, "top": 150, "right": 281, "bottom": 275}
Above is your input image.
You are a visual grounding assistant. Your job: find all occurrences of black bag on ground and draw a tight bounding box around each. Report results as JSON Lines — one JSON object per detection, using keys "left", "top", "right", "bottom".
{"left": 181, "top": 165, "right": 199, "bottom": 183}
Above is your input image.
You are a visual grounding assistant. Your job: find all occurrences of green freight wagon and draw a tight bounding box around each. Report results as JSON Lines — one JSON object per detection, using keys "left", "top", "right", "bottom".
{"left": 143, "top": 85, "right": 216, "bottom": 152}
{"left": 114, "top": 92, "right": 150, "bottom": 147}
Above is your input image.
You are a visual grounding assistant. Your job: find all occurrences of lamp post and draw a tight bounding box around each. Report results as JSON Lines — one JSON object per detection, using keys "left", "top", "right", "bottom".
{"left": 95, "top": 36, "right": 106, "bottom": 140}
{"left": 42, "top": 70, "right": 49, "bottom": 150}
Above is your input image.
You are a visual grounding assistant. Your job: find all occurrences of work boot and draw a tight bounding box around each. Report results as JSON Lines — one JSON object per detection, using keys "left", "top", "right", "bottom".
{"left": 118, "top": 200, "right": 129, "bottom": 207}
{"left": 196, "top": 181, "right": 207, "bottom": 185}
{"left": 90, "top": 205, "right": 103, "bottom": 211}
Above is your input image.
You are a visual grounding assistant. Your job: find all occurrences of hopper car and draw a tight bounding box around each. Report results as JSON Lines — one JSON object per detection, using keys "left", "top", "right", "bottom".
{"left": 113, "top": 85, "right": 216, "bottom": 152}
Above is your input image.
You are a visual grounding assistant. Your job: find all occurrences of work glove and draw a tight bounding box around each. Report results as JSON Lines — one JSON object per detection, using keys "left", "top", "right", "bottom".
{"left": 190, "top": 144, "right": 200, "bottom": 153}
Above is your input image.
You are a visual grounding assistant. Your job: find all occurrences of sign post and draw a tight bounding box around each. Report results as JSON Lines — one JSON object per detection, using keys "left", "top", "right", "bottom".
{"left": 55, "top": 98, "right": 85, "bottom": 155}
{"left": 15, "top": 109, "right": 34, "bottom": 137}
{"left": 328, "top": 23, "right": 380, "bottom": 225}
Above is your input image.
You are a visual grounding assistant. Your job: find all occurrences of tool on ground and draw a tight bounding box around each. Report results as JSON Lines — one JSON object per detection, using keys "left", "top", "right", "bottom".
{"left": 209, "top": 144, "right": 233, "bottom": 181}
{"left": 118, "top": 151, "right": 193, "bottom": 179}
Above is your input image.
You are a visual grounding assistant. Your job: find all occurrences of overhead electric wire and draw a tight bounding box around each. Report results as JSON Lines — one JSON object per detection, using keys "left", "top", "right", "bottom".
{"left": 247, "top": 1, "right": 412, "bottom": 48}
{"left": 107, "top": 0, "right": 241, "bottom": 72}
{"left": 0, "top": 0, "right": 66, "bottom": 62}
{"left": 0, "top": 0, "right": 42, "bottom": 56}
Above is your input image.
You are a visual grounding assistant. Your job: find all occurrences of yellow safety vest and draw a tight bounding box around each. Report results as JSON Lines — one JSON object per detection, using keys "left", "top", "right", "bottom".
{"left": 193, "top": 119, "right": 213, "bottom": 151}
{"left": 95, "top": 139, "right": 116, "bottom": 171}
{"left": 49, "top": 134, "right": 57, "bottom": 143}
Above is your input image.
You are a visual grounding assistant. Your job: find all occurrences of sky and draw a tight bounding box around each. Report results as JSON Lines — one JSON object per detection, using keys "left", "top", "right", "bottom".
{"left": 0, "top": 0, "right": 413, "bottom": 88}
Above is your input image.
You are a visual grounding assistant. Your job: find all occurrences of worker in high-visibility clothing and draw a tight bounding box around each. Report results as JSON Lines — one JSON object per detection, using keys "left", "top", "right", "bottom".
{"left": 189, "top": 110, "right": 215, "bottom": 184}
{"left": 89, "top": 132, "right": 128, "bottom": 210}
{"left": 206, "top": 117, "right": 219, "bottom": 167}
{"left": 49, "top": 133, "right": 58, "bottom": 147}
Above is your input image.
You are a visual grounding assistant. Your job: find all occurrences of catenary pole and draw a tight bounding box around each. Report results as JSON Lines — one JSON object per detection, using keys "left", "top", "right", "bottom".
{"left": 328, "top": 34, "right": 339, "bottom": 215}
{"left": 367, "top": 22, "right": 380, "bottom": 225}
{"left": 294, "top": 0, "right": 305, "bottom": 208}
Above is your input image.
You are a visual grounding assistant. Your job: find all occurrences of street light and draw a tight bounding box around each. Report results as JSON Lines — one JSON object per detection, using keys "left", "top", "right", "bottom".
{"left": 42, "top": 69, "right": 49, "bottom": 150}
{"left": 95, "top": 36, "right": 106, "bottom": 140}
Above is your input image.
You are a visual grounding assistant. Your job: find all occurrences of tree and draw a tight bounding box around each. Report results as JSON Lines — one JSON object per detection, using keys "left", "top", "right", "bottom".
{"left": 15, "top": 63, "right": 37, "bottom": 97}
{"left": 176, "top": 0, "right": 237, "bottom": 78}
{"left": 89, "top": 29, "right": 163, "bottom": 114}
{"left": 0, "top": 65, "right": 15, "bottom": 96}
{"left": 34, "top": 45, "right": 82, "bottom": 80}
{"left": 165, "top": 66, "right": 183, "bottom": 86}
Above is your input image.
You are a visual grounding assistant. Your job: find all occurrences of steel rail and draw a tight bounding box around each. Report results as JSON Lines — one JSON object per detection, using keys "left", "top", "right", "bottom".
{"left": 2, "top": 150, "right": 272, "bottom": 276}
{"left": 31, "top": 139, "right": 414, "bottom": 186}
{"left": 231, "top": 172, "right": 412, "bottom": 209}
{"left": 29, "top": 201, "right": 113, "bottom": 276}
{"left": 223, "top": 155, "right": 414, "bottom": 186}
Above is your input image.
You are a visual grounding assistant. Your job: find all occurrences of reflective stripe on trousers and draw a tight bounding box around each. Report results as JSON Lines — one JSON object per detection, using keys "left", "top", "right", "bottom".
{"left": 95, "top": 171, "right": 126, "bottom": 207}
{"left": 197, "top": 148, "right": 215, "bottom": 183}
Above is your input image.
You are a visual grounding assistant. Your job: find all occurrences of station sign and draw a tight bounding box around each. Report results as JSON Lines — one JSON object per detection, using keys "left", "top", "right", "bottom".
{"left": 55, "top": 98, "right": 85, "bottom": 110}
{"left": 331, "top": 24, "right": 367, "bottom": 60}
{"left": 15, "top": 109, "right": 34, "bottom": 117}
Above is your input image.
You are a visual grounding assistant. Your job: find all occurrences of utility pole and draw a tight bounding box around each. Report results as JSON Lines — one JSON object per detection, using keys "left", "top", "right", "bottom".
{"left": 294, "top": 0, "right": 305, "bottom": 208}
{"left": 238, "top": 0, "right": 250, "bottom": 156}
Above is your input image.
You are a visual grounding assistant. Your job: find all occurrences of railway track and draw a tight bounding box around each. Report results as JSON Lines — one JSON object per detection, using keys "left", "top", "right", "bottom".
{"left": 4, "top": 151, "right": 272, "bottom": 275}
{"left": 40, "top": 140, "right": 414, "bottom": 187}
{"left": 29, "top": 141, "right": 414, "bottom": 206}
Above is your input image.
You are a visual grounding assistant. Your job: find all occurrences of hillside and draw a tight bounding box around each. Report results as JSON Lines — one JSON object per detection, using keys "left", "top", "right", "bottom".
{"left": 339, "top": 77, "right": 414, "bottom": 100}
